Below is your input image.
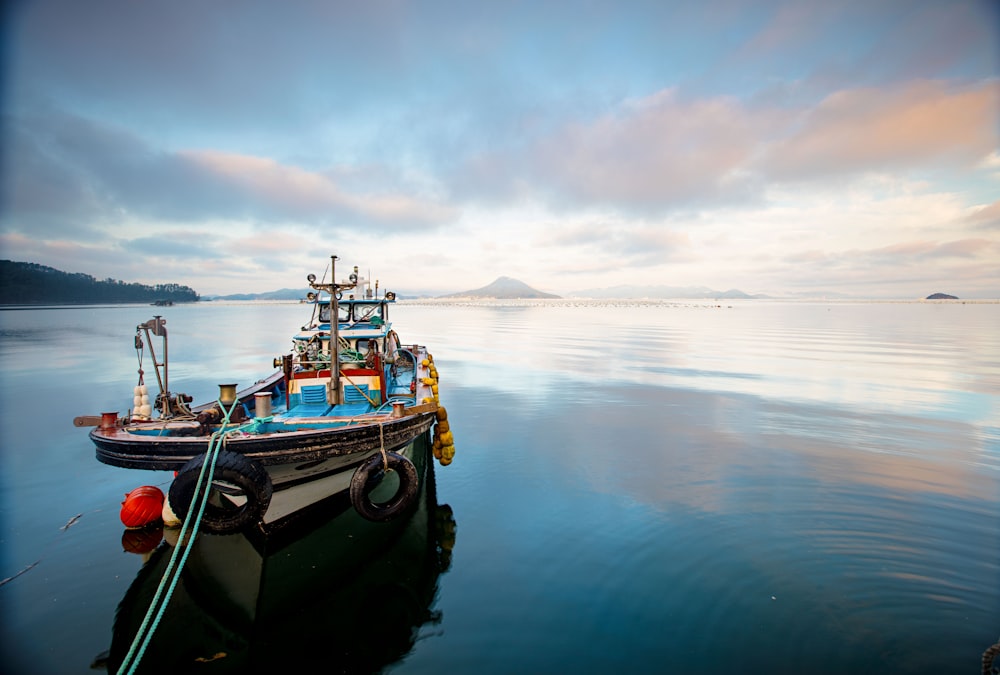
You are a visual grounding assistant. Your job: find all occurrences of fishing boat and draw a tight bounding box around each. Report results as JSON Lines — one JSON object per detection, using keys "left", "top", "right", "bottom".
{"left": 75, "top": 255, "right": 455, "bottom": 534}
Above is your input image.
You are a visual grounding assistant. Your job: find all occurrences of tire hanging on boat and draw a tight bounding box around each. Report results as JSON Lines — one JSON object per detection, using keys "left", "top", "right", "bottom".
{"left": 349, "top": 451, "right": 419, "bottom": 522}
{"left": 168, "top": 450, "right": 272, "bottom": 534}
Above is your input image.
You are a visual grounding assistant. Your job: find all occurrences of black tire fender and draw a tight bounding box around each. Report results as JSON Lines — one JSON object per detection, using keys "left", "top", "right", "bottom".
{"left": 168, "top": 450, "right": 272, "bottom": 534}
{"left": 349, "top": 451, "right": 419, "bottom": 522}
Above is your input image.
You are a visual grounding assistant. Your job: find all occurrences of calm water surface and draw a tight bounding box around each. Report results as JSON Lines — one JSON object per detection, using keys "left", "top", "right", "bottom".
{"left": 0, "top": 300, "right": 997, "bottom": 674}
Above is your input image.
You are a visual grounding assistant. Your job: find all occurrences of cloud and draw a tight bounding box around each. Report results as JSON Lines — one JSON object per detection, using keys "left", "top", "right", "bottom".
{"left": 729, "top": 1, "right": 998, "bottom": 94}
{"left": 0, "top": 231, "right": 161, "bottom": 285}
{"left": 966, "top": 201, "right": 1000, "bottom": 231}
{"left": 0, "top": 114, "right": 113, "bottom": 237}
{"left": 0, "top": 110, "right": 457, "bottom": 236}
{"left": 450, "top": 77, "right": 997, "bottom": 216}
{"left": 538, "top": 219, "right": 692, "bottom": 268}
{"left": 758, "top": 80, "right": 998, "bottom": 180}
{"left": 532, "top": 92, "right": 765, "bottom": 208}
{"left": 868, "top": 239, "right": 993, "bottom": 261}
{"left": 776, "top": 237, "right": 1000, "bottom": 292}
{"left": 1, "top": 110, "right": 246, "bottom": 231}
{"left": 853, "top": 1, "right": 999, "bottom": 83}
{"left": 184, "top": 151, "right": 457, "bottom": 229}
{"left": 738, "top": 2, "right": 841, "bottom": 58}
{"left": 452, "top": 89, "right": 771, "bottom": 212}
{"left": 7, "top": 1, "right": 426, "bottom": 134}
{"left": 124, "top": 235, "right": 224, "bottom": 260}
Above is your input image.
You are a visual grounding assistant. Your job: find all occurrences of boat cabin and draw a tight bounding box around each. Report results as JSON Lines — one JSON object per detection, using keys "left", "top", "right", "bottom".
{"left": 286, "top": 272, "right": 408, "bottom": 413}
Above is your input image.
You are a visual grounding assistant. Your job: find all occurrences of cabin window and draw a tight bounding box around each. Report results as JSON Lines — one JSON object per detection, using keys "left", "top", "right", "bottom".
{"left": 317, "top": 303, "right": 350, "bottom": 324}
{"left": 354, "top": 304, "right": 382, "bottom": 323}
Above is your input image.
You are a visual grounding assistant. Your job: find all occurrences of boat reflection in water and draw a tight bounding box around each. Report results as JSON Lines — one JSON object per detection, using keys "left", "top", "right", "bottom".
{"left": 108, "top": 435, "right": 455, "bottom": 674}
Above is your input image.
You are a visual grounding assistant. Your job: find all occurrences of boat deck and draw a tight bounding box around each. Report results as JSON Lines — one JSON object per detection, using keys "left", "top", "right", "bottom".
{"left": 282, "top": 401, "right": 368, "bottom": 417}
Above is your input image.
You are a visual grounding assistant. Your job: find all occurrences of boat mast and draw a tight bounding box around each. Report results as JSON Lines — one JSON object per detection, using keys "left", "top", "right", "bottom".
{"left": 329, "top": 255, "right": 341, "bottom": 405}
{"left": 307, "top": 254, "right": 358, "bottom": 406}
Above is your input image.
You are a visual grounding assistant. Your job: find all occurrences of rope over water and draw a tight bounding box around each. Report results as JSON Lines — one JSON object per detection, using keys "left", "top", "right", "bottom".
{"left": 116, "top": 398, "right": 242, "bottom": 675}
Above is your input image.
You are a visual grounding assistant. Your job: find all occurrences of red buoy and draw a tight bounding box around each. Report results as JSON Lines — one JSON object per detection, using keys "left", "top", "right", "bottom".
{"left": 120, "top": 485, "right": 165, "bottom": 529}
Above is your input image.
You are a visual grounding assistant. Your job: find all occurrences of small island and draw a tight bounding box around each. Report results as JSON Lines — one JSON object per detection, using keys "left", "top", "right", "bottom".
{"left": 925, "top": 293, "right": 958, "bottom": 300}
{"left": 0, "top": 260, "right": 200, "bottom": 305}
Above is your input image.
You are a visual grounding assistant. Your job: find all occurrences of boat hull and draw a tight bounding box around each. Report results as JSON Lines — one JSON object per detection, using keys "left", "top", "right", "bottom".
{"left": 94, "top": 411, "right": 435, "bottom": 528}
{"left": 91, "top": 409, "right": 436, "bottom": 470}
{"left": 260, "top": 432, "right": 428, "bottom": 524}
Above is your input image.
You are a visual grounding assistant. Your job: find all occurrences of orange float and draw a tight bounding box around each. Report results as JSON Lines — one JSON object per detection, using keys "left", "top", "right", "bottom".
{"left": 120, "top": 485, "right": 165, "bottom": 529}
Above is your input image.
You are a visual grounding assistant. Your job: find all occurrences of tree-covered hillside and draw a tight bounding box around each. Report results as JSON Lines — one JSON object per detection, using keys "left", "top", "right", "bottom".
{"left": 0, "top": 260, "right": 200, "bottom": 304}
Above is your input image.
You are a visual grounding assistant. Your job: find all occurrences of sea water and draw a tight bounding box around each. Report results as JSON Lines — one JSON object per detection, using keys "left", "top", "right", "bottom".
{"left": 0, "top": 300, "right": 997, "bottom": 674}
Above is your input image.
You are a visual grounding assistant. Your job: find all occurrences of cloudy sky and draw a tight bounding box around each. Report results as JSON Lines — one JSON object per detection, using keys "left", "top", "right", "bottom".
{"left": 2, "top": 0, "right": 998, "bottom": 297}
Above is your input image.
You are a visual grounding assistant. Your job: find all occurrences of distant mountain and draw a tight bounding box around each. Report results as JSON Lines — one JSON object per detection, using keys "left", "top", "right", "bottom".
{"left": 441, "top": 276, "right": 560, "bottom": 299}
{"left": 567, "top": 284, "right": 763, "bottom": 299}
{"left": 205, "top": 287, "right": 308, "bottom": 301}
{"left": 0, "top": 260, "right": 199, "bottom": 305}
{"left": 926, "top": 292, "right": 958, "bottom": 300}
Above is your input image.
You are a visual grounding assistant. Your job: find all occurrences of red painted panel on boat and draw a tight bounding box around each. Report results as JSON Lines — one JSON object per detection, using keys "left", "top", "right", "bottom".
{"left": 293, "top": 370, "right": 332, "bottom": 379}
